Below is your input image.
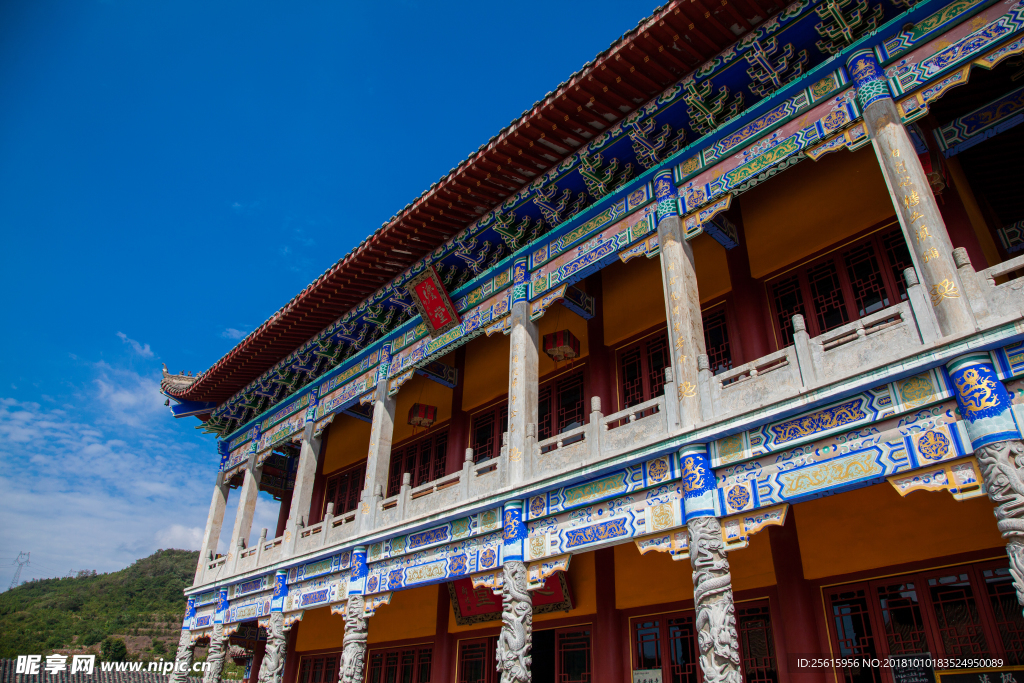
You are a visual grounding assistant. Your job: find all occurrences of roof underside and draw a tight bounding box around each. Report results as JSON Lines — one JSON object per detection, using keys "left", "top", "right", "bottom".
{"left": 167, "top": 0, "right": 803, "bottom": 405}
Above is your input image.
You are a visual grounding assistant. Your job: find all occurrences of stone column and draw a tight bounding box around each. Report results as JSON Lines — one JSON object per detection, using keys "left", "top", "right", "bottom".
{"left": 169, "top": 597, "right": 196, "bottom": 683}
{"left": 287, "top": 398, "right": 323, "bottom": 534}
{"left": 946, "top": 352, "right": 1024, "bottom": 604}
{"left": 507, "top": 258, "right": 539, "bottom": 485}
{"left": 197, "top": 470, "right": 229, "bottom": 582}
{"left": 339, "top": 546, "right": 369, "bottom": 683}
{"left": 848, "top": 49, "right": 976, "bottom": 337}
{"left": 680, "top": 445, "right": 741, "bottom": 683}
{"left": 229, "top": 452, "right": 264, "bottom": 560}
{"left": 203, "top": 589, "right": 230, "bottom": 683}
{"left": 360, "top": 353, "right": 397, "bottom": 531}
{"left": 497, "top": 500, "right": 532, "bottom": 683}
{"left": 655, "top": 170, "right": 706, "bottom": 428}
{"left": 257, "top": 571, "right": 290, "bottom": 683}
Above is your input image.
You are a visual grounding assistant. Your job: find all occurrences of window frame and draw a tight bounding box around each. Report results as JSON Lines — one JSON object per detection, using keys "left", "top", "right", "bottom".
{"left": 763, "top": 221, "right": 911, "bottom": 348}
{"left": 469, "top": 400, "right": 508, "bottom": 464}
{"left": 319, "top": 460, "right": 366, "bottom": 522}
{"left": 386, "top": 426, "right": 450, "bottom": 498}
{"left": 296, "top": 652, "right": 340, "bottom": 683}
{"left": 365, "top": 642, "right": 434, "bottom": 683}
{"left": 822, "top": 558, "right": 1021, "bottom": 683}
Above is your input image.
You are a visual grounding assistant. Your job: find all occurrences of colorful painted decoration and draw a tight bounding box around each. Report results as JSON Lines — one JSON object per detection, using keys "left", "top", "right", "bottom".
{"left": 407, "top": 403, "right": 437, "bottom": 428}
{"left": 542, "top": 330, "right": 580, "bottom": 363}
{"left": 406, "top": 265, "right": 460, "bottom": 336}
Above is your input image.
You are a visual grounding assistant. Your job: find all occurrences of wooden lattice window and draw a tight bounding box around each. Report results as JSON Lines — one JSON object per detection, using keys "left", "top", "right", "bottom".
{"left": 767, "top": 225, "right": 910, "bottom": 347}
{"left": 823, "top": 559, "right": 1019, "bottom": 679}
{"left": 366, "top": 646, "right": 432, "bottom": 683}
{"left": 322, "top": 462, "right": 365, "bottom": 520}
{"left": 555, "top": 628, "right": 592, "bottom": 683}
{"left": 386, "top": 429, "right": 448, "bottom": 497}
{"left": 538, "top": 369, "right": 586, "bottom": 448}
{"left": 630, "top": 603, "right": 772, "bottom": 683}
{"left": 297, "top": 654, "right": 339, "bottom": 683}
{"left": 457, "top": 637, "right": 497, "bottom": 683}
{"left": 617, "top": 332, "right": 670, "bottom": 411}
{"left": 702, "top": 307, "right": 733, "bottom": 375}
{"left": 470, "top": 403, "right": 508, "bottom": 463}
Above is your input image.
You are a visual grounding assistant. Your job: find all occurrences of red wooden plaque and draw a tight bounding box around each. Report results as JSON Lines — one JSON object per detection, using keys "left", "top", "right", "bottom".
{"left": 406, "top": 265, "right": 460, "bottom": 336}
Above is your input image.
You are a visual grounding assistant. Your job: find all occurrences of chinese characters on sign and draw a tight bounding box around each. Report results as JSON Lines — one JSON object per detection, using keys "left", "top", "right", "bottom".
{"left": 406, "top": 265, "right": 460, "bottom": 336}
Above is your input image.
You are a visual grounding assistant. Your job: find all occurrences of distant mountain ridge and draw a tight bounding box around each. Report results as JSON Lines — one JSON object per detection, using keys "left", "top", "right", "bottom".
{"left": 0, "top": 550, "right": 199, "bottom": 660}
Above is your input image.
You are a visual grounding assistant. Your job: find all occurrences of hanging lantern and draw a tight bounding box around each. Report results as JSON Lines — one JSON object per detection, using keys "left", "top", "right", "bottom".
{"left": 543, "top": 330, "right": 580, "bottom": 362}
{"left": 408, "top": 403, "right": 437, "bottom": 428}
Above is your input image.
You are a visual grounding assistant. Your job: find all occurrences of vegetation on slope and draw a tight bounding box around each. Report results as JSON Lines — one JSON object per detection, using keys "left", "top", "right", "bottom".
{"left": 0, "top": 549, "right": 197, "bottom": 660}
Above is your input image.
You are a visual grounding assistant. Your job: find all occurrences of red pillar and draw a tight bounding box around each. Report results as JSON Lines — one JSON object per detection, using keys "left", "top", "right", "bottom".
{"left": 767, "top": 510, "right": 827, "bottom": 683}
{"left": 248, "top": 638, "right": 267, "bottom": 683}
{"left": 447, "top": 346, "right": 469, "bottom": 475}
{"left": 281, "top": 623, "right": 301, "bottom": 683}
{"left": 275, "top": 490, "right": 292, "bottom": 539}
{"left": 594, "top": 548, "right": 624, "bottom": 683}
{"left": 724, "top": 203, "right": 771, "bottom": 364}
{"left": 433, "top": 584, "right": 454, "bottom": 683}
{"left": 585, "top": 271, "right": 613, "bottom": 415}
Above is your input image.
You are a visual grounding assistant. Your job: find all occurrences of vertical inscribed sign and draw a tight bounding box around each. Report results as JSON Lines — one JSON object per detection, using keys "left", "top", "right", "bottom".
{"left": 406, "top": 265, "right": 460, "bottom": 336}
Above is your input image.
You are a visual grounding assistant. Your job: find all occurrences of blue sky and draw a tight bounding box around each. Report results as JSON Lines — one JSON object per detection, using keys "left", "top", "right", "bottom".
{"left": 0, "top": 0, "right": 660, "bottom": 585}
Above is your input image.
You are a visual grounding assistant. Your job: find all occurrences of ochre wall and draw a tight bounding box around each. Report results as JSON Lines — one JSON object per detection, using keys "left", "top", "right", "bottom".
{"left": 392, "top": 373, "right": 454, "bottom": 445}
{"left": 742, "top": 146, "right": 895, "bottom": 279}
{"left": 537, "top": 296, "right": 591, "bottom": 379}
{"left": 602, "top": 255, "right": 666, "bottom": 346}
{"left": 448, "top": 551, "right": 596, "bottom": 633}
{"left": 692, "top": 233, "right": 731, "bottom": 303}
{"left": 321, "top": 415, "right": 372, "bottom": 475}
{"left": 462, "top": 331, "right": 510, "bottom": 412}
{"left": 295, "top": 605, "right": 346, "bottom": 652}
{"left": 795, "top": 482, "right": 1004, "bottom": 580}
{"left": 368, "top": 584, "right": 438, "bottom": 643}
{"left": 613, "top": 529, "right": 775, "bottom": 610}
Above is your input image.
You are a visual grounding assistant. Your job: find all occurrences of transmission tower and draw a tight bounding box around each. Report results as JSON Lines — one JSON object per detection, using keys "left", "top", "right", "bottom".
{"left": 9, "top": 552, "right": 29, "bottom": 590}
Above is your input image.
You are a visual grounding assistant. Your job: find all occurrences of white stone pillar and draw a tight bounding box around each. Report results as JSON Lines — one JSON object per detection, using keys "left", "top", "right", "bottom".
{"left": 507, "top": 258, "right": 538, "bottom": 486}
{"left": 680, "top": 445, "right": 741, "bottom": 682}
{"left": 654, "top": 170, "right": 705, "bottom": 429}
{"left": 228, "top": 453, "right": 263, "bottom": 562}
{"left": 286, "top": 405, "right": 322, "bottom": 534}
{"left": 946, "top": 353, "right": 1024, "bottom": 604}
{"left": 360, "top": 365, "right": 396, "bottom": 532}
{"left": 196, "top": 470, "right": 229, "bottom": 583}
{"left": 339, "top": 546, "right": 369, "bottom": 683}
{"left": 848, "top": 49, "right": 976, "bottom": 337}
{"left": 497, "top": 500, "right": 531, "bottom": 683}
{"left": 203, "top": 589, "right": 229, "bottom": 683}
{"left": 169, "top": 597, "right": 196, "bottom": 683}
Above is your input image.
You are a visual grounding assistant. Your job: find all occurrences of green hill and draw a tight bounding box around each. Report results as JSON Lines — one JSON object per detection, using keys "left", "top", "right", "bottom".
{"left": 0, "top": 549, "right": 199, "bottom": 660}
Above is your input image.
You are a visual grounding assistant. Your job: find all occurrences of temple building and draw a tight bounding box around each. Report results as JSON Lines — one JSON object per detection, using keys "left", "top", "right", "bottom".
{"left": 161, "top": 0, "right": 1024, "bottom": 680}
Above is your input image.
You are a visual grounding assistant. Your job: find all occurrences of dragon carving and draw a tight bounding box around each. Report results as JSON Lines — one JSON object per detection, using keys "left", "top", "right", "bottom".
{"left": 257, "top": 613, "right": 287, "bottom": 683}
{"left": 975, "top": 439, "right": 1024, "bottom": 604}
{"left": 339, "top": 596, "right": 368, "bottom": 683}
{"left": 496, "top": 561, "right": 532, "bottom": 683}
{"left": 168, "top": 630, "right": 194, "bottom": 683}
{"left": 203, "top": 624, "right": 227, "bottom": 683}
{"left": 689, "top": 516, "right": 742, "bottom": 683}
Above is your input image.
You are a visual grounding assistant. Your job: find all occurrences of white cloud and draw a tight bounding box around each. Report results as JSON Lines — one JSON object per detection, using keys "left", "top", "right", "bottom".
{"left": 116, "top": 331, "right": 154, "bottom": 358}
{"left": 155, "top": 524, "right": 204, "bottom": 551}
{"left": 221, "top": 328, "right": 249, "bottom": 341}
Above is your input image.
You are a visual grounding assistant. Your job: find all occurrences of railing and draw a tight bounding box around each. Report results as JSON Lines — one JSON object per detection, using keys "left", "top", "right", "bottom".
{"left": 196, "top": 257, "right": 1024, "bottom": 587}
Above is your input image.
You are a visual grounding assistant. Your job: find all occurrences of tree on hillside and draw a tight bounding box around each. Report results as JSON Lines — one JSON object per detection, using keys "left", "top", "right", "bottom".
{"left": 101, "top": 638, "right": 127, "bottom": 662}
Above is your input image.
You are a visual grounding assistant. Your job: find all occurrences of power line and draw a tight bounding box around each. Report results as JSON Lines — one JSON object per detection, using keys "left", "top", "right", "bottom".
{"left": 9, "top": 552, "right": 29, "bottom": 590}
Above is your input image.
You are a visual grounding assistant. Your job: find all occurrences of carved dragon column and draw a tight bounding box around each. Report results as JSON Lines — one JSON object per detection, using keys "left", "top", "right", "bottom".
{"left": 946, "top": 353, "right": 1024, "bottom": 604}
{"left": 681, "top": 445, "right": 741, "bottom": 683}
{"left": 507, "top": 258, "right": 539, "bottom": 487}
{"left": 497, "top": 500, "right": 532, "bottom": 683}
{"left": 359, "top": 347, "right": 396, "bottom": 533}
{"left": 849, "top": 49, "right": 975, "bottom": 337}
{"left": 339, "top": 546, "right": 369, "bottom": 683}
{"left": 654, "top": 169, "right": 706, "bottom": 429}
{"left": 203, "top": 589, "right": 230, "bottom": 683}
{"left": 256, "top": 571, "right": 292, "bottom": 683}
{"left": 169, "top": 597, "right": 197, "bottom": 683}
